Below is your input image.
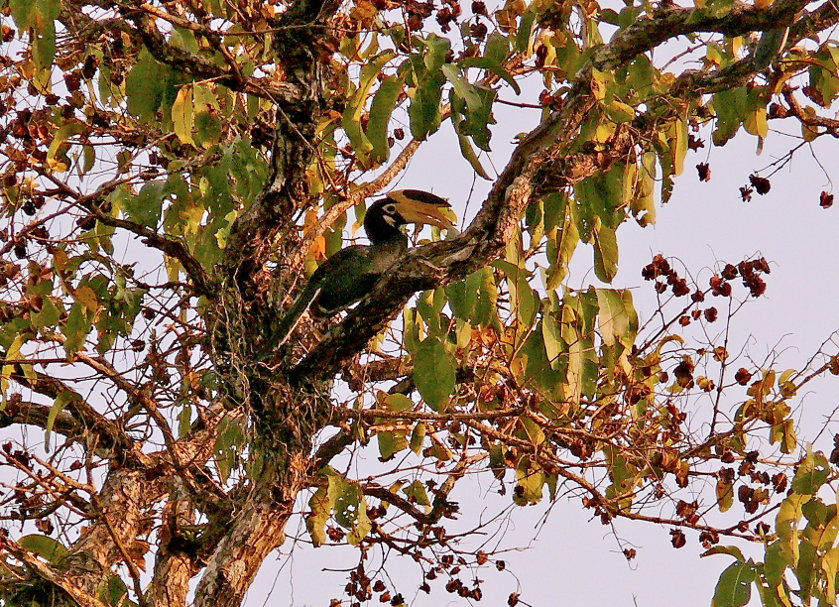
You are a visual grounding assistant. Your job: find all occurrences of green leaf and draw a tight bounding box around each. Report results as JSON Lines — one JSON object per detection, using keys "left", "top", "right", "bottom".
{"left": 126, "top": 49, "right": 170, "bottom": 122}
{"left": 716, "top": 476, "right": 734, "bottom": 512}
{"left": 1, "top": 334, "right": 25, "bottom": 400}
{"left": 712, "top": 87, "right": 747, "bottom": 146}
{"left": 629, "top": 151, "right": 657, "bottom": 227}
{"left": 45, "top": 391, "right": 80, "bottom": 449}
{"left": 605, "top": 99, "right": 635, "bottom": 123}
{"left": 343, "top": 52, "right": 394, "bottom": 165}
{"left": 446, "top": 276, "right": 477, "bottom": 320}
{"left": 327, "top": 471, "right": 371, "bottom": 545}
{"left": 592, "top": 220, "right": 618, "bottom": 282}
{"left": 10, "top": 0, "right": 37, "bottom": 28}
{"left": 806, "top": 46, "right": 839, "bottom": 107}
{"left": 795, "top": 540, "right": 818, "bottom": 603}
{"left": 461, "top": 57, "right": 520, "bottom": 94}
{"left": 515, "top": 9, "right": 537, "bottom": 52}
{"left": 377, "top": 431, "right": 408, "bottom": 461}
{"left": 403, "top": 480, "right": 431, "bottom": 508}
{"left": 410, "top": 422, "right": 426, "bottom": 454}
{"left": 744, "top": 105, "right": 768, "bottom": 138}
{"left": 473, "top": 267, "right": 498, "bottom": 327}
{"left": 485, "top": 32, "right": 509, "bottom": 64}
{"left": 406, "top": 35, "right": 449, "bottom": 140}
{"left": 412, "top": 338, "right": 455, "bottom": 411}
{"left": 376, "top": 393, "right": 412, "bottom": 460}
{"left": 31, "top": 296, "right": 62, "bottom": 329}
{"left": 603, "top": 444, "right": 637, "bottom": 510}
{"left": 712, "top": 560, "right": 755, "bottom": 607}
{"left": 777, "top": 493, "right": 810, "bottom": 565}
{"left": 822, "top": 546, "right": 839, "bottom": 604}
{"left": 541, "top": 313, "right": 564, "bottom": 370}
{"left": 668, "top": 118, "right": 688, "bottom": 176}
{"left": 98, "top": 575, "right": 128, "bottom": 606}
{"left": 447, "top": 268, "right": 497, "bottom": 326}
{"left": 213, "top": 417, "right": 243, "bottom": 483}
{"left": 18, "top": 534, "right": 68, "bottom": 563}
{"left": 367, "top": 75, "right": 402, "bottom": 164}
{"left": 450, "top": 82, "right": 496, "bottom": 152}
{"left": 514, "top": 456, "right": 546, "bottom": 505}
{"left": 442, "top": 64, "right": 483, "bottom": 112}
{"left": 32, "top": 20, "right": 56, "bottom": 75}
{"left": 496, "top": 259, "right": 538, "bottom": 336}
{"left": 763, "top": 541, "right": 791, "bottom": 587}
{"left": 545, "top": 194, "right": 579, "bottom": 290}
{"left": 63, "top": 302, "right": 92, "bottom": 356}
{"left": 702, "top": 545, "right": 746, "bottom": 562}
{"left": 793, "top": 450, "right": 830, "bottom": 494}
{"left": 574, "top": 167, "right": 625, "bottom": 233}
{"left": 455, "top": 131, "right": 491, "bottom": 179}
{"left": 124, "top": 180, "right": 166, "bottom": 228}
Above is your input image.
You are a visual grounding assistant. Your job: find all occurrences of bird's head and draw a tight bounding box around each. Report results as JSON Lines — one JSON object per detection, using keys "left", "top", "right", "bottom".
{"left": 364, "top": 190, "right": 456, "bottom": 242}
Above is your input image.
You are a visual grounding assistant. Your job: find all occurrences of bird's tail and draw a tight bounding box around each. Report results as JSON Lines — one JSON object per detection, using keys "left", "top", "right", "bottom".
{"left": 257, "top": 283, "right": 321, "bottom": 360}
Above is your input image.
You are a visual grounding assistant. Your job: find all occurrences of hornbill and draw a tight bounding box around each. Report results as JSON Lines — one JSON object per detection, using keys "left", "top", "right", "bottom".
{"left": 263, "top": 190, "right": 455, "bottom": 354}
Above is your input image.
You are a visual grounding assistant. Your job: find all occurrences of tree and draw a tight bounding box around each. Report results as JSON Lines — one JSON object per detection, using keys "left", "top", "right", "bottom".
{"left": 1, "top": 0, "right": 839, "bottom": 605}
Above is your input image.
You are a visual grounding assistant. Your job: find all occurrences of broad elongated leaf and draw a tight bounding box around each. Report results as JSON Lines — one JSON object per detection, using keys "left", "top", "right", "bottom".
{"left": 592, "top": 219, "right": 618, "bottom": 282}
{"left": 595, "top": 288, "right": 637, "bottom": 350}
{"left": 545, "top": 194, "right": 579, "bottom": 290}
{"left": 307, "top": 485, "right": 331, "bottom": 547}
{"left": 367, "top": 75, "right": 402, "bottom": 164}
{"left": 47, "top": 122, "right": 85, "bottom": 172}
{"left": 126, "top": 49, "right": 171, "bottom": 122}
{"left": 343, "top": 52, "right": 394, "bottom": 165}
{"left": 173, "top": 85, "right": 195, "bottom": 145}
{"left": 18, "top": 534, "right": 68, "bottom": 563}
{"left": 327, "top": 471, "right": 371, "bottom": 545}
{"left": 712, "top": 560, "right": 755, "bottom": 607}
{"left": 412, "top": 338, "right": 455, "bottom": 411}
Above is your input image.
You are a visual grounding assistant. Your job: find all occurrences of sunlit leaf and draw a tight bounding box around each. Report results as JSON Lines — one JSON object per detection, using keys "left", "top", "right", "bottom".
{"left": 172, "top": 85, "right": 195, "bottom": 146}
{"left": 792, "top": 450, "right": 830, "bottom": 494}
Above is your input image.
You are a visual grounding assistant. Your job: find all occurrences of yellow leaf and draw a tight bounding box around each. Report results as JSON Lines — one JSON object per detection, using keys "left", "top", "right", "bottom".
{"left": 74, "top": 285, "right": 98, "bottom": 311}
{"left": 172, "top": 85, "right": 195, "bottom": 145}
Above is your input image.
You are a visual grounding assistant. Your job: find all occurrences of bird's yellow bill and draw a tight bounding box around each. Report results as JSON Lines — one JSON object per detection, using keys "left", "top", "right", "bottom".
{"left": 389, "top": 189, "right": 457, "bottom": 231}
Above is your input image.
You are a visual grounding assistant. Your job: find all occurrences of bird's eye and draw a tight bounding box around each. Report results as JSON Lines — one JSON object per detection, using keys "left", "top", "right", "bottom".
{"left": 384, "top": 204, "right": 396, "bottom": 215}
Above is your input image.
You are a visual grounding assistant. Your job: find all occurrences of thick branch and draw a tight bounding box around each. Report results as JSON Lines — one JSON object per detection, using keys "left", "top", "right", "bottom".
{"left": 7, "top": 367, "right": 132, "bottom": 454}
{"left": 592, "top": 0, "right": 810, "bottom": 71}
{"left": 2, "top": 538, "right": 108, "bottom": 607}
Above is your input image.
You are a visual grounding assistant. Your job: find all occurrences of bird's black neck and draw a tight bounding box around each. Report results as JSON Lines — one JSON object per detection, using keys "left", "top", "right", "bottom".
{"left": 364, "top": 212, "right": 406, "bottom": 245}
